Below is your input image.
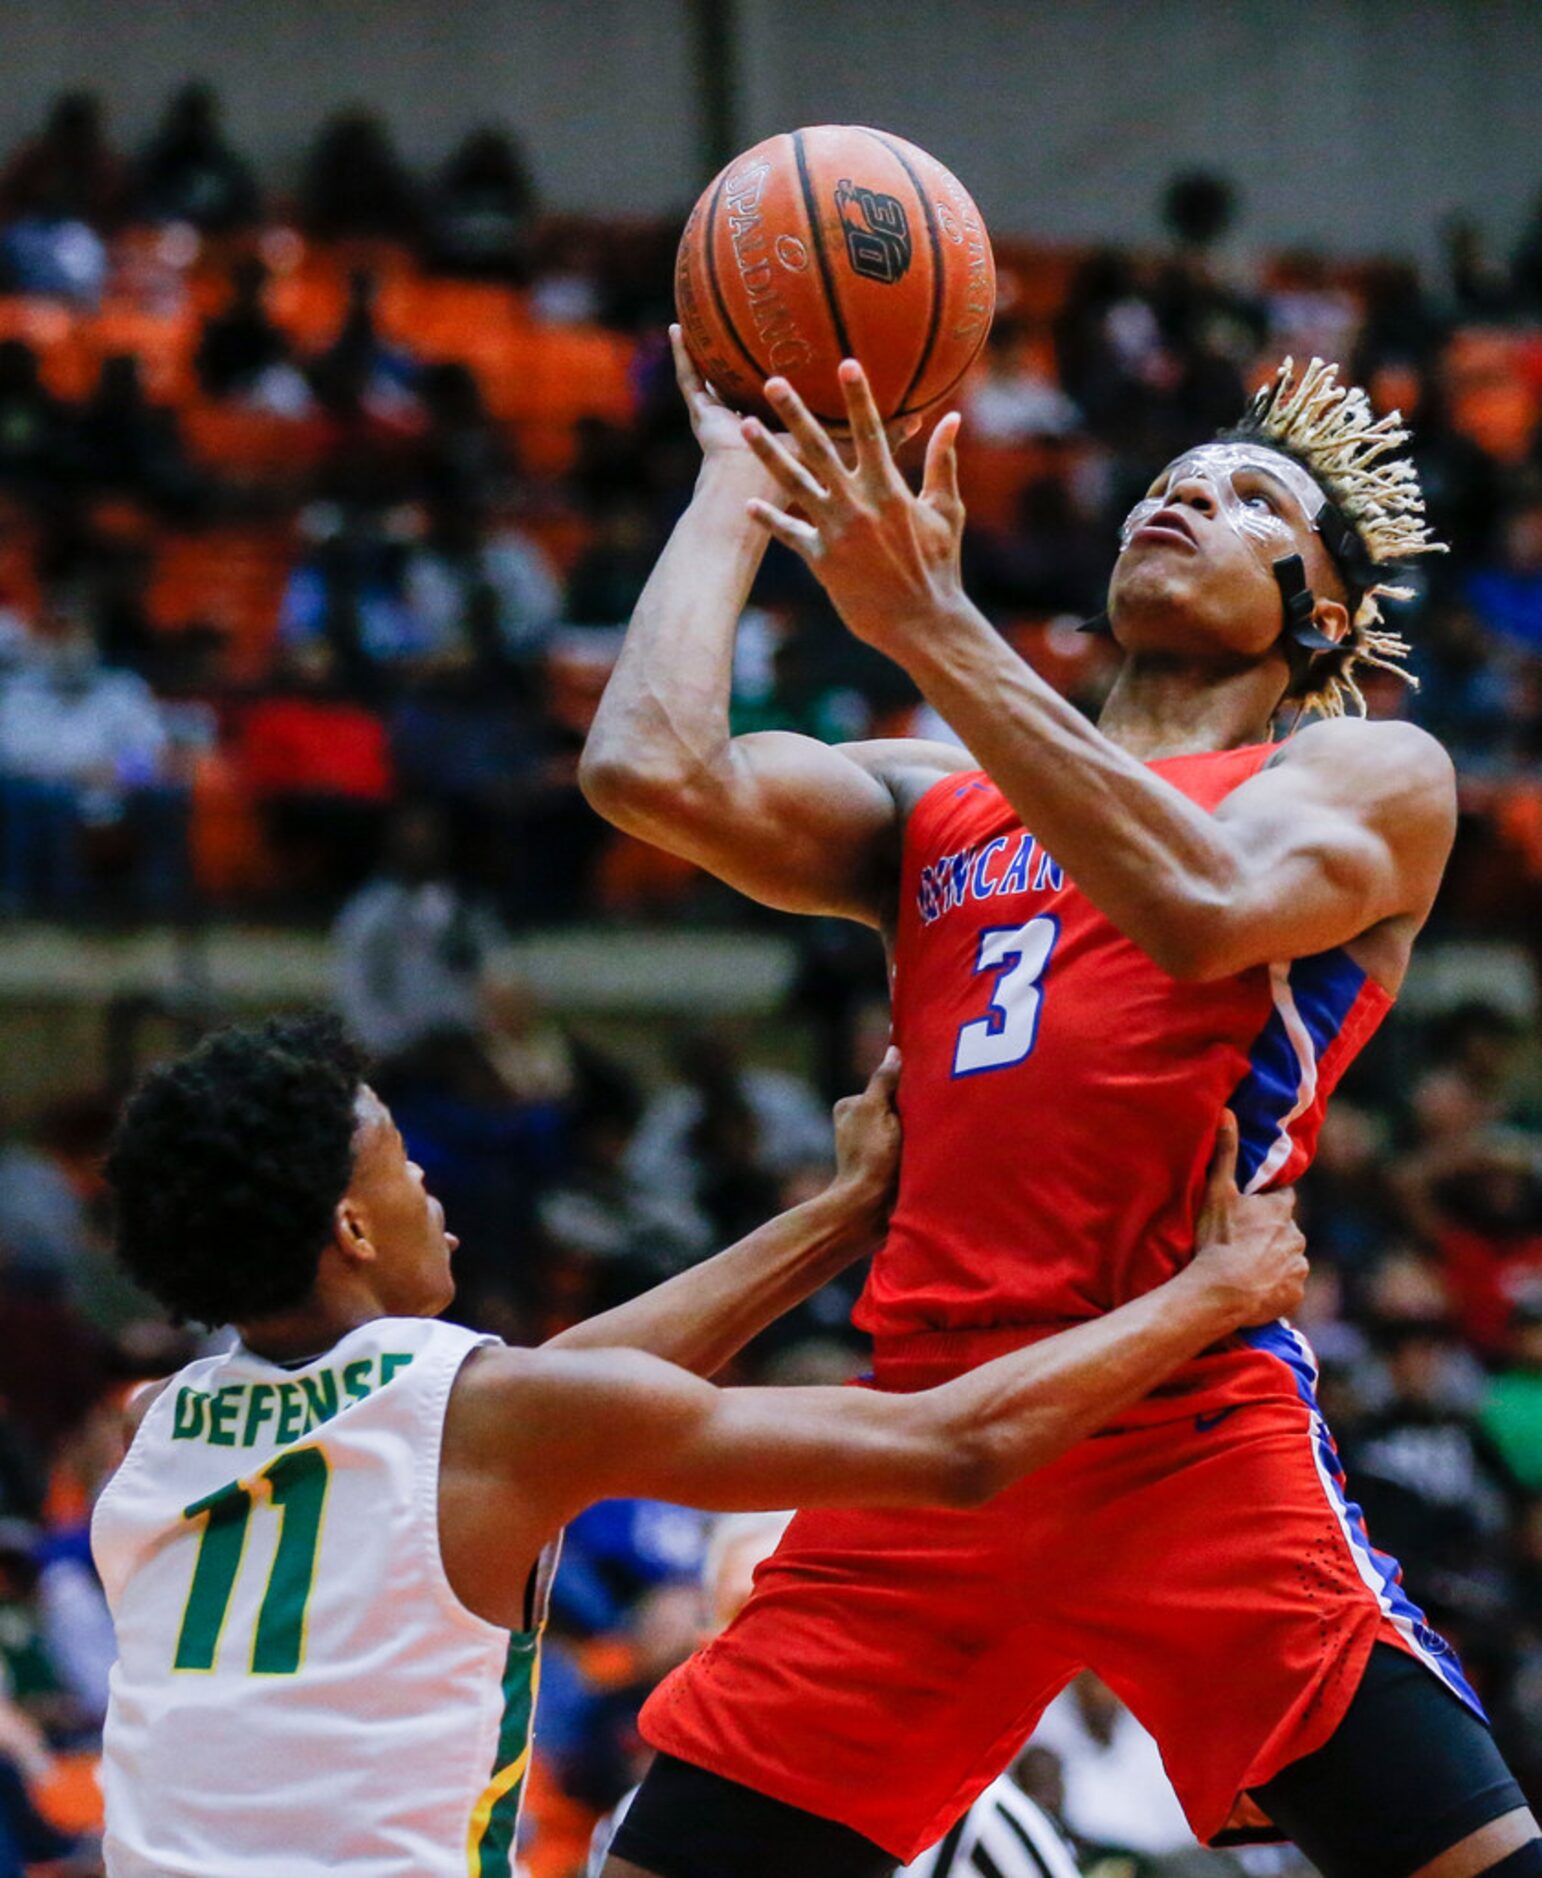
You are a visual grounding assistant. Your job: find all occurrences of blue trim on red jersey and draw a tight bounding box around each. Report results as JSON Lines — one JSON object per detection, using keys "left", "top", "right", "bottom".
{"left": 1228, "top": 949, "right": 1367, "bottom": 1189}
{"left": 1240, "top": 1321, "right": 1485, "bottom": 1721}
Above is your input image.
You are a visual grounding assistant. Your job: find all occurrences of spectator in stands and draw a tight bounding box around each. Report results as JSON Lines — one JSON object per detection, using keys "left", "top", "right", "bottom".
{"left": 565, "top": 496, "right": 661, "bottom": 624}
{"left": 963, "top": 315, "right": 1082, "bottom": 443}
{"left": 371, "top": 1018, "right": 567, "bottom": 1334}
{"left": 423, "top": 126, "right": 536, "bottom": 281}
{"left": 1153, "top": 167, "right": 1267, "bottom": 373}
{"left": 1264, "top": 248, "right": 1362, "bottom": 376}
{"left": 1481, "top": 1298, "right": 1542, "bottom": 1493}
{"left": 0, "top": 341, "right": 74, "bottom": 499}
{"left": 1356, "top": 260, "right": 1443, "bottom": 378}
{"left": 238, "top": 660, "right": 393, "bottom": 904}
{"left": 528, "top": 225, "right": 607, "bottom": 326}
{"left": 74, "top": 353, "right": 199, "bottom": 518}
{"left": 625, "top": 1027, "right": 831, "bottom": 1253}
{"left": 1446, "top": 216, "right": 1516, "bottom": 320}
{"left": 535, "top": 1042, "right": 703, "bottom": 1293}
{"left": 307, "top": 267, "right": 422, "bottom": 424}
{"left": 1512, "top": 189, "right": 1542, "bottom": 313}
{"left": 1296, "top": 1097, "right": 1401, "bottom": 1276}
{"left": 1340, "top": 1314, "right": 1510, "bottom": 1593}
{"left": 416, "top": 361, "right": 514, "bottom": 511}
{"left": 0, "top": 593, "right": 188, "bottom": 915}
{"left": 569, "top": 416, "right": 647, "bottom": 517}
{"left": 1030, "top": 1673, "right": 1195, "bottom": 1860}
{"left": 1467, "top": 492, "right": 1542, "bottom": 651}
{"left": 402, "top": 497, "right": 562, "bottom": 661}
{"left": 0, "top": 1093, "right": 108, "bottom": 1293}
{"left": 134, "top": 82, "right": 259, "bottom": 233}
{"left": 195, "top": 255, "right": 308, "bottom": 409}
{"left": 1051, "top": 248, "right": 1166, "bottom": 444}
{"left": 279, "top": 515, "right": 419, "bottom": 678}
{"left": 297, "top": 108, "right": 419, "bottom": 243}
{"left": 965, "top": 464, "right": 1112, "bottom": 623}
{"left": 0, "top": 91, "right": 126, "bottom": 231}
{"left": 332, "top": 799, "right": 507, "bottom": 1058}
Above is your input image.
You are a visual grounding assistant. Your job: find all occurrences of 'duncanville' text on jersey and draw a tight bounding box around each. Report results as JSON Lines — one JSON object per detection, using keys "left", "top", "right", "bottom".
{"left": 855, "top": 744, "right": 1390, "bottom": 1342}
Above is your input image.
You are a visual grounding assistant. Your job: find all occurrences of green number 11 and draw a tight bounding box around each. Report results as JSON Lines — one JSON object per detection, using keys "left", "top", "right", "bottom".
{"left": 173, "top": 1447, "right": 329, "bottom": 1675}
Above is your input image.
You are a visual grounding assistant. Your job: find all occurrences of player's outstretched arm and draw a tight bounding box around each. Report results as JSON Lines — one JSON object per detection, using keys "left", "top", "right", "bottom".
{"left": 578, "top": 328, "right": 959, "bottom": 926}
{"left": 453, "top": 1118, "right": 1305, "bottom": 1560}
{"left": 739, "top": 364, "right": 1455, "bottom": 981}
{"left": 543, "top": 1051, "right": 900, "bottom": 1377}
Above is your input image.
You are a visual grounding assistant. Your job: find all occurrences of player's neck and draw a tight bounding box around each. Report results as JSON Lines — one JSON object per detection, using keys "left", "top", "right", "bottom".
{"left": 236, "top": 1294, "right": 384, "bottom": 1366}
{"left": 1096, "top": 653, "right": 1283, "bottom": 760}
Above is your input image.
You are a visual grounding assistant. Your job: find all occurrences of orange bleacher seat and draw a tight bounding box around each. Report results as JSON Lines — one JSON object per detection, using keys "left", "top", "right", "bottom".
{"left": 84, "top": 301, "right": 198, "bottom": 402}
{"left": 379, "top": 276, "right": 524, "bottom": 357}
{"left": 183, "top": 400, "right": 325, "bottom": 482}
{"left": 0, "top": 294, "right": 93, "bottom": 398}
{"left": 1444, "top": 328, "right": 1542, "bottom": 464}
{"left": 995, "top": 242, "right": 1086, "bottom": 322}
{"left": 147, "top": 527, "right": 295, "bottom": 677}
{"left": 485, "top": 324, "right": 636, "bottom": 473}
{"left": 268, "top": 269, "right": 349, "bottom": 349}
{"left": 189, "top": 748, "right": 273, "bottom": 899}
{"left": 32, "top": 1750, "right": 104, "bottom": 1836}
{"left": 956, "top": 436, "right": 1072, "bottom": 535}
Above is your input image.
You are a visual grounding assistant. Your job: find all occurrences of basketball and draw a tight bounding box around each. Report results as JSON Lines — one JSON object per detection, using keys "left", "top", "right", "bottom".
{"left": 674, "top": 124, "right": 996, "bottom": 425}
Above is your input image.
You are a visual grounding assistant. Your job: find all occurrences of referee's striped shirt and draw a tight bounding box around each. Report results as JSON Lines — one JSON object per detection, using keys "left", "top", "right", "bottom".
{"left": 899, "top": 1776, "right": 1082, "bottom": 1878}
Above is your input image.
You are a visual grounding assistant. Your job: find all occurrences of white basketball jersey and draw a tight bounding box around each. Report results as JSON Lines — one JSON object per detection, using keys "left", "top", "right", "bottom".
{"left": 93, "top": 1315, "right": 550, "bottom": 1878}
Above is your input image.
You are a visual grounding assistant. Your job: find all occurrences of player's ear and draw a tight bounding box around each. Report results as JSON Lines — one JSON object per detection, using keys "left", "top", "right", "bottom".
{"left": 333, "top": 1198, "right": 377, "bottom": 1268}
{"left": 1310, "top": 595, "right": 1350, "bottom": 647}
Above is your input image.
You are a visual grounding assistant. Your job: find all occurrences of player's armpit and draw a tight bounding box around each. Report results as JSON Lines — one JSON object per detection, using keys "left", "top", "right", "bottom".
{"left": 1185, "top": 717, "right": 1456, "bottom": 981}
{"left": 581, "top": 731, "right": 957, "bottom": 925}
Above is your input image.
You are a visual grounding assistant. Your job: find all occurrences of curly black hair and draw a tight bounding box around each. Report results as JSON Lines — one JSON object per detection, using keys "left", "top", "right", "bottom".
{"left": 105, "top": 1012, "right": 367, "bottom": 1328}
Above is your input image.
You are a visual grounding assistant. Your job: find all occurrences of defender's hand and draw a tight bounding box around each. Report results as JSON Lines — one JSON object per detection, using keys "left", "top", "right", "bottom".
{"left": 1188, "top": 1113, "right": 1309, "bottom": 1327}
{"left": 827, "top": 1047, "right": 902, "bottom": 1230}
{"left": 740, "top": 359, "right": 967, "bottom": 654}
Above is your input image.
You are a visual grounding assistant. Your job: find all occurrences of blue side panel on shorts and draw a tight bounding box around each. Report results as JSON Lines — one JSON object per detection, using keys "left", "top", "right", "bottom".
{"left": 1228, "top": 949, "right": 1366, "bottom": 1189}
{"left": 1240, "top": 1320, "right": 1486, "bottom": 1720}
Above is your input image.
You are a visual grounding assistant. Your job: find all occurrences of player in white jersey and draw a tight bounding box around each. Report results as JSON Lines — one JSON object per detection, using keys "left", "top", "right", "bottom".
{"left": 93, "top": 1013, "right": 1305, "bottom": 1877}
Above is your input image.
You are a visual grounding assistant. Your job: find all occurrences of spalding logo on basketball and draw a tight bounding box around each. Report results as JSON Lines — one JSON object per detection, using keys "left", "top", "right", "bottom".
{"left": 675, "top": 124, "right": 995, "bottom": 424}
{"left": 834, "top": 180, "right": 912, "bottom": 285}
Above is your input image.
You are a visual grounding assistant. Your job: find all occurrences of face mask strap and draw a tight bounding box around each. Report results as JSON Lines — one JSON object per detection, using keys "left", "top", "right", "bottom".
{"left": 1272, "top": 553, "right": 1340, "bottom": 653}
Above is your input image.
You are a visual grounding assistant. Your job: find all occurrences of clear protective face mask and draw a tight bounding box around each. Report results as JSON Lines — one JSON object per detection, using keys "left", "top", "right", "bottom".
{"left": 1118, "top": 443, "right": 1328, "bottom": 563}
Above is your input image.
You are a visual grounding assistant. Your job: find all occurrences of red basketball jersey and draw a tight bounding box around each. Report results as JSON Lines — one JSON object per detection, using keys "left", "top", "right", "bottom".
{"left": 854, "top": 743, "right": 1392, "bottom": 1342}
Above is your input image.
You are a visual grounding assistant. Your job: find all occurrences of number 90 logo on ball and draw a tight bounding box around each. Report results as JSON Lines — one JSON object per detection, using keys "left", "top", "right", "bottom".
{"left": 675, "top": 123, "right": 996, "bottom": 426}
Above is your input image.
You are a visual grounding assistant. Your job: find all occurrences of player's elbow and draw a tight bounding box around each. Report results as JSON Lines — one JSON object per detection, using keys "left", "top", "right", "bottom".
{"left": 578, "top": 744, "right": 688, "bottom": 831}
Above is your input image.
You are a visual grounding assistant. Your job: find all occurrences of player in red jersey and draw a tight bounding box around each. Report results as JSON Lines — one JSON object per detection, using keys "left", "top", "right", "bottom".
{"left": 581, "top": 339, "right": 1541, "bottom": 1878}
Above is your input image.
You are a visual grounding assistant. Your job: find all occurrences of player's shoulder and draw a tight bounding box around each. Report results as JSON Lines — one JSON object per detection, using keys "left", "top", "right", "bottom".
{"left": 1272, "top": 715, "right": 1455, "bottom": 796}
{"left": 123, "top": 1376, "right": 172, "bottom": 1439}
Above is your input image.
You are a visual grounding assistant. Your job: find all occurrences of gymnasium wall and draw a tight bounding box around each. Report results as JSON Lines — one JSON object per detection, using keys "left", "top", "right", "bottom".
{"left": 0, "top": 0, "right": 1538, "bottom": 258}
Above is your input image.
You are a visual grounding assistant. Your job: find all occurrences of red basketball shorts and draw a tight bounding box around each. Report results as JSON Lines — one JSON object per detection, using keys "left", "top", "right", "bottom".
{"left": 640, "top": 1322, "right": 1483, "bottom": 1863}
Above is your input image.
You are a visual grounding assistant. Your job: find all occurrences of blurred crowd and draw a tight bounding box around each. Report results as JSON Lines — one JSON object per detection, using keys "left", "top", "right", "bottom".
{"left": 0, "top": 95, "right": 1533, "bottom": 928}
{"left": 0, "top": 84, "right": 1539, "bottom": 1877}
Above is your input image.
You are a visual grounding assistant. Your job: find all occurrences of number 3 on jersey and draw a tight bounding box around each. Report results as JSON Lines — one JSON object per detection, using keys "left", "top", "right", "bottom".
{"left": 952, "top": 917, "right": 1059, "bottom": 1076}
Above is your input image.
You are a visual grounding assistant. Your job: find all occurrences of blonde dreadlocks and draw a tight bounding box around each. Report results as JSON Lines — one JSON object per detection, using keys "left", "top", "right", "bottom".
{"left": 1230, "top": 355, "right": 1446, "bottom": 718}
